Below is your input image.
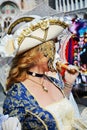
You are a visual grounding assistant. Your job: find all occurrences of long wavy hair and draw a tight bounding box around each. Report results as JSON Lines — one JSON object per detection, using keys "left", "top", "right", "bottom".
{"left": 6, "top": 40, "right": 55, "bottom": 90}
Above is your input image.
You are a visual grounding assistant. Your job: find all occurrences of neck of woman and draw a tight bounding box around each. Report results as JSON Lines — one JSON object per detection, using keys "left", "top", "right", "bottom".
{"left": 29, "top": 66, "right": 46, "bottom": 75}
{"left": 27, "top": 66, "right": 45, "bottom": 82}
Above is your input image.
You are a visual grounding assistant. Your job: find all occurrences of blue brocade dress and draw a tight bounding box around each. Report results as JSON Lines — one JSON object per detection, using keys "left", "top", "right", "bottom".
{"left": 3, "top": 81, "right": 58, "bottom": 130}
{"left": 3, "top": 76, "right": 84, "bottom": 130}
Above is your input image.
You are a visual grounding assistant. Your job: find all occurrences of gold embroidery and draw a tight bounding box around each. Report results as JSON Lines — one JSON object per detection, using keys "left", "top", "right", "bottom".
{"left": 8, "top": 17, "right": 34, "bottom": 34}
{"left": 40, "top": 20, "right": 49, "bottom": 30}
{"left": 17, "top": 19, "right": 68, "bottom": 46}
{"left": 26, "top": 109, "right": 48, "bottom": 130}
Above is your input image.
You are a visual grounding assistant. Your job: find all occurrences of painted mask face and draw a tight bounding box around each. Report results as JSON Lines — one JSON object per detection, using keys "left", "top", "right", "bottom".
{"left": 38, "top": 40, "right": 56, "bottom": 72}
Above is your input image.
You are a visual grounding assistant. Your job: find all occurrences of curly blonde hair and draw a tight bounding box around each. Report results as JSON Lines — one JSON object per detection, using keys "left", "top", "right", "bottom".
{"left": 6, "top": 40, "right": 55, "bottom": 90}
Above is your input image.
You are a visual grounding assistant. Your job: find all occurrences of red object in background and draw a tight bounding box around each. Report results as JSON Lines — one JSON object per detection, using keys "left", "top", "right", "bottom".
{"left": 65, "top": 36, "right": 78, "bottom": 65}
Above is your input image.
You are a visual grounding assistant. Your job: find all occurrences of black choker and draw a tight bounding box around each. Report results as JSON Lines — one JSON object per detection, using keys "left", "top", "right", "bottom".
{"left": 27, "top": 71, "right": 44, "bottom": 78}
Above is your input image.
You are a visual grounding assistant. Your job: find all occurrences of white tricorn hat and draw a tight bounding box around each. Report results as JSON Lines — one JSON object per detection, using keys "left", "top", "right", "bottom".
{"left": 0, "top": 16, "right": 68, "bottom": 57}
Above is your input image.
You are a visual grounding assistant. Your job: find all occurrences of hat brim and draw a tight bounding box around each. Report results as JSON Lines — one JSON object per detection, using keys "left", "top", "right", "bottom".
{"left": 15, "top": 17, "right": 68, "bottom": 54}
{"left": 7, "top": 15, "right": 41, "bottom": 34}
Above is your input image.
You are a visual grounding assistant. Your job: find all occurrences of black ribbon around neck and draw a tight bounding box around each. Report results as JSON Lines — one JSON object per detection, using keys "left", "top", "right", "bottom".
{"left": 27, "top": 71, "right": 44, "bottom": 78}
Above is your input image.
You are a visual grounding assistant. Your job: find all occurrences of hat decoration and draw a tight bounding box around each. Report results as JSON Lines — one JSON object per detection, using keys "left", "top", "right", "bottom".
{"left": 0, "top": 15, "right": 41, "bottom": 57}
{"left": 0, "top": 17, "right": 68, "bottom": 57}
{"left": 7, "top": 15, "right": 41, "bottom": 34}
{"left": 14, "top": 17, "right": 68, "bottom": 54}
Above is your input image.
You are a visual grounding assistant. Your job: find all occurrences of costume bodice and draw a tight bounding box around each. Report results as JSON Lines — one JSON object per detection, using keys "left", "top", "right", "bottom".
{"left": 3, "top": 77, "right": 87, "bottom": 130}
{"left": 45, "top": 98, "right": 75, "bottom": 130}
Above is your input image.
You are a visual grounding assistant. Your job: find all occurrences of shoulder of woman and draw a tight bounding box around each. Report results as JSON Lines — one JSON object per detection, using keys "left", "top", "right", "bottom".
{"left": 6, "top": 83, "right": 25, "bottom": 98}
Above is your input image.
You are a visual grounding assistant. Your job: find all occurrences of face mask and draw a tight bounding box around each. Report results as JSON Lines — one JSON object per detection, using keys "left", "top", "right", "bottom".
{"left": 38, "top": 40, "right": 56, "bottom": 72}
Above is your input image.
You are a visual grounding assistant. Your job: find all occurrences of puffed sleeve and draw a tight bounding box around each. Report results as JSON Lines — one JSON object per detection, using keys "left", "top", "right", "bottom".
{"left": 3, "top": 86, "right": 26, "bottom": 122}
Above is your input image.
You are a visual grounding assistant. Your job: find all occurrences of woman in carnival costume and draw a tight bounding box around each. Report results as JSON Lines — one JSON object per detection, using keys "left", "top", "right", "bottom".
{"left": 1, "top": 16, "right": 87, "bottom": 130}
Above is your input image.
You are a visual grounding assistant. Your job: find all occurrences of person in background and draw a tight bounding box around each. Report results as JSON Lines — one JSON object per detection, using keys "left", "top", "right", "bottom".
{"left": 3, "top": 17, "right": 87, "bottom": 130}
